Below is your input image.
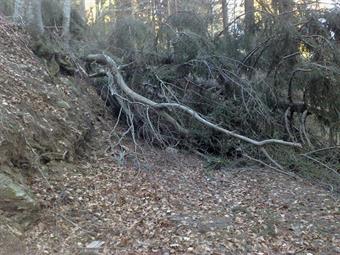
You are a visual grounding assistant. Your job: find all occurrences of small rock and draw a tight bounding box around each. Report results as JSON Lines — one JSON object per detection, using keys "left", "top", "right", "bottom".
{"left": 165, "top": 147, "right": 178, "bottom": 154}
{"left": 86, "top": 240, "right": 104, "bottom": 249}
{"left": 56, "top": 100, "right": 71, "bottom": 109}
{"left": 187, "top": 247, "right": 194, "bottom": 252}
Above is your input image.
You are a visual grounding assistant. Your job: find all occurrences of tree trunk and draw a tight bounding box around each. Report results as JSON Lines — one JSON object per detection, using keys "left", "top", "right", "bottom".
{"left": 167, "top": 0, "right": 177, "bottom": 15}
{"left": 34, "top": 0, "right": 44, "bottom": 34}
{"left": 116, "top": 0, "right": 133, "bottom": 18}
{"left": 108, "top": 0, "right": 114, "bottom": 21}
{"left": 13, "top": 0, "right": 25, "bottom": 23}
{"left": 221, "top": 0, "right": 228, "bottom": 34}
{"left": 272, "top": 0, "right": 293, "bottom": 15}
{"left": 244, "top": 0, "right": 255, "bottom": 50}
{"left": 95, "top": 0, "right": 100, "bottom": 20}
{"left": 151, "top": 0, "right": 156, "bottom": 33}
{"left": 27, "top": 0, "right": 44, "bottom": 34}
{"left": 62, "top": 0, "right": 71, "bottom": 44}
{"left": 79, "top": 0, "right": 86, "bottom": 20}
{"left": 167, "top": 0, "right": 171, "bottom": 16}
{"left": 244, "top": 0, "right": 255, "bottom": 35}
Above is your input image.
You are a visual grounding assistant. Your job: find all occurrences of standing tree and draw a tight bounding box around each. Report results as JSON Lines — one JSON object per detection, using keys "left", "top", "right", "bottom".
{"left": 28, "top": 0, "right": 44, "bottom": 34}
{"left": 244, "top": 0, "right": 255, "bottom": 47}
{"left": 79, "top": 0, "right": 86, "bottom": 20}
{"left": 221, "top": 0, "right": 229, "bottom": 34}
{"left": 13, "top": 0, "right": 44, "bottom": 34}
{"left": 116, "top": 0, "right": 133, "bottom": 18}
{"left": 95, "top": 0, "right": 101, "bottom": 20}
{"left": 13, "top": 0, "right": 25, "bottom": 23}
{"left": 62, "top": 0, "right": 71, "bottom": 44}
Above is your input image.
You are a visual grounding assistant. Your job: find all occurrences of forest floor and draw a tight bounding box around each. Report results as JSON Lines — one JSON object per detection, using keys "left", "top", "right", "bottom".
{"left": 0, "top": 17, "right": 338, "bottom": 255}
{"left": 22, "top": 121, "right": 340, "bottom": 255}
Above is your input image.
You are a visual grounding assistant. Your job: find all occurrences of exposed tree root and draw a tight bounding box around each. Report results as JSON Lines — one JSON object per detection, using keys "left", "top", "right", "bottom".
{"left": 285, "top": 107, "right": 296, "bottom": 142}
{"left": 300, "top": 110, "right": 313, "bottom": 148}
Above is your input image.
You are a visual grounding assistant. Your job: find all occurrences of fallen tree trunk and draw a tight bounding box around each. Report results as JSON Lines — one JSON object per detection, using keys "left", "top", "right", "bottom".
{"left": 85, "top": 54, "right": 302, "bottom": 171}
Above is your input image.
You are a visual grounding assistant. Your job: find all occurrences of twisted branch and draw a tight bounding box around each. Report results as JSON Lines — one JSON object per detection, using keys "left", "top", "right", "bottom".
{"left": 85, "top": 54, "right": 302, "bottom": 171}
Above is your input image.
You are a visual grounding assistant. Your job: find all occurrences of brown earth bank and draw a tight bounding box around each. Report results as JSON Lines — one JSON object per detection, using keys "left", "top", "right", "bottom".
{"left": 0, "top": 19, "right": 339, "bottom": 255}
{"left": 0, "top": 19, "right": 107, "bottom": 244}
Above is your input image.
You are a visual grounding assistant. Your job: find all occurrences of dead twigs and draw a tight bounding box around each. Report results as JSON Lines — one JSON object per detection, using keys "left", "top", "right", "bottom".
{"left": 85, "top": 53, "right": 302, "bottom": 171}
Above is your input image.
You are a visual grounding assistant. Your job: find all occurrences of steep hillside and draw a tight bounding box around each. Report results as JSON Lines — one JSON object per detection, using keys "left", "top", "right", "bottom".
{"left": 0, "top": 20, "right": 105, "bottom": 240}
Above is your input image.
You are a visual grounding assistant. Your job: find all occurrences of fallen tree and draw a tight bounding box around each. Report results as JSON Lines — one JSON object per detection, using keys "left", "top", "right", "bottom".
{"left": 85, "top": 54, "right": 302, "bottom": 173}
{"left": 70, "top": 8, "right": 339, "bottom": 190}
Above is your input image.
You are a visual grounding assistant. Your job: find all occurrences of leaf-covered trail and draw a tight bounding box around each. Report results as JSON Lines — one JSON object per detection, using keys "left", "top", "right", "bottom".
{"left": 24, "top": 128, "right": 339, "bottom": 254}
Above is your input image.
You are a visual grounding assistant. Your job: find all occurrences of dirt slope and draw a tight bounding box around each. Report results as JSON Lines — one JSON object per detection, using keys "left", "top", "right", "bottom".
{"left": 0, "top": 19, "right": 105, "bottom": 243}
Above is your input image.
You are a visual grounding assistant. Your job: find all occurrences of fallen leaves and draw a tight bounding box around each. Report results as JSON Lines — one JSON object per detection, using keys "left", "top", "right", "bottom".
{"left": 2, "top": 19, "right": 337, "bottom": 255}
{"left": 23, "top": 141, "right": 340, "bottom": 254}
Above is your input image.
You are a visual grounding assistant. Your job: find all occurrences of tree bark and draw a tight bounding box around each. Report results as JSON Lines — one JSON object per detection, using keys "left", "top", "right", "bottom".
{"left": 95, "top": 0, "right": 101, "bottom": 20}
{"left": 221, "top": 0, "right": 228, "bottom": 34}
{"left": 79, "top": 0, "right": 86, "bottom": 20}
{"left": 13, "top": 0, "right": 25, "bottom": 23}
{"left": 108, "top": 0, "right": 114, "bottom": 21}
{"left": 151, "top": 0, "right": 156, "bottom": 33}
{"left": 272, "top": 0, "right": 293, "bottom": 15}
{"left": 62, "top": 0, "right": 71, "bottom": 44}
{"left": 116, "top": 0, "right": 133, "bottom": 18}
{"left": 167, "top": 0, "right": 172, "bottom": 16}
{"left": 34, "top": 0, "right": 44, "bottom": 34}
{"left": 27, "top": 0, "right": 44, "bottom": 34}
{"left": 244, "top": 0, "right": 255, "bottom": 35}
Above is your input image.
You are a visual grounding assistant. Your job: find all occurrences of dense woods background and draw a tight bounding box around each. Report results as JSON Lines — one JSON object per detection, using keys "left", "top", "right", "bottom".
{"left": 1, "top": 0, "right": 339, "bottom": 189}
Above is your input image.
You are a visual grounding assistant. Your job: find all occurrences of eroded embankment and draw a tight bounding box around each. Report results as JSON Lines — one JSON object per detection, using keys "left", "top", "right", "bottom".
{"left": 0, "top": 20, "right": 105, "bottom": 244}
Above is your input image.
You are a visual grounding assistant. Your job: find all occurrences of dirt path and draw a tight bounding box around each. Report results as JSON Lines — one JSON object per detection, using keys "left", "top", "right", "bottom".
{"left": 22, "top": 125, "right": 340, "bottom": 255}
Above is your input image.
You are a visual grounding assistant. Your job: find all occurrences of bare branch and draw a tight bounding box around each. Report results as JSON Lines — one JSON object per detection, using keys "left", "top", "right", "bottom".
{"left": 85, "top": 53, "right": 302, "bottom": 149}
